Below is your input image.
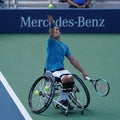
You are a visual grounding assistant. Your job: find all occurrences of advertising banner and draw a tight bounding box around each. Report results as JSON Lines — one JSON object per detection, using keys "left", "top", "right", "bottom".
{"left": 0, "top": 9, "right": 120, "bottom": 33}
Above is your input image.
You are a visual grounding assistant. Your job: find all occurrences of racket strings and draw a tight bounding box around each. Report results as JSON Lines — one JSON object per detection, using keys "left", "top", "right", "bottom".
{"left": 96, "top": 80, "right": 109, "bottom": 96}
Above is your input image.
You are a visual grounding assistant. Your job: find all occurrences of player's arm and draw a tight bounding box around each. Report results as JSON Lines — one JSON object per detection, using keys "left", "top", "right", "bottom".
{"left": 68, "top": 55, "right": 88, "bottom": 78}
{"left": 48, "top": 15, "right": 55, "bottom": 40}
{"left": 83, "top": 0, "right": 91, "bottom": 8}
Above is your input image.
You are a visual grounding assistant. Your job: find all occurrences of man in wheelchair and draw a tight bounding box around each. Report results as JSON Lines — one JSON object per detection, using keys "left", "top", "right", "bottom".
{"left": 46, "top": 15, "right": 88, "bottom": 110}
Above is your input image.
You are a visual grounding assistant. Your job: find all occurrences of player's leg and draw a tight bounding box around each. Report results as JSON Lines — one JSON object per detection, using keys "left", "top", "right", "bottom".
{"left": 52, "top": 69, "right": 75, "bottom": 110}
{"left": 60, "top": 75, "right": 74, "bottom": 110}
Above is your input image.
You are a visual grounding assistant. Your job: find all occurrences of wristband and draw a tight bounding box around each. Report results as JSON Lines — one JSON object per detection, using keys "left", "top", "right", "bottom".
{"left": 49, "top": 23, "right": 55, "bottom": 29}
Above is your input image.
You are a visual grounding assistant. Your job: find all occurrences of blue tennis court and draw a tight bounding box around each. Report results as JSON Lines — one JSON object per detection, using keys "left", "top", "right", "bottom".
{"left": 0, "top": 71, "right": 32, "bottom": 120}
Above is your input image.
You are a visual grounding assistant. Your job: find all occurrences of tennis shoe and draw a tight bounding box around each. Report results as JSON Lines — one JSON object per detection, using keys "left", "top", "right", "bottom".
{"left": 59, "top": 100, "right": 74, "bottom": 110}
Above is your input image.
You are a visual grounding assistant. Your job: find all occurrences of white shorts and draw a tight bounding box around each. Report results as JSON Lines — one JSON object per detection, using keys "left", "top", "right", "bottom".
{"left": 52, "top": 69, "right": 72, "bottom": 78}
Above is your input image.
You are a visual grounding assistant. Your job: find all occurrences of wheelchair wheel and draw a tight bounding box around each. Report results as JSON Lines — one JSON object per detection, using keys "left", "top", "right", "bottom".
{"left": 28, "top": 76, "right": 55, "bottom": 114}
{"left": 69, "top": 74, "right": 90, "bottom": 109}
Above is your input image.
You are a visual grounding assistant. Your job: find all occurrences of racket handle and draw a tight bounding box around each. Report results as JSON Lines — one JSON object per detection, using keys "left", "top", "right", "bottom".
{"left": 85, "top": 76, "right": 91, "bottom": 81}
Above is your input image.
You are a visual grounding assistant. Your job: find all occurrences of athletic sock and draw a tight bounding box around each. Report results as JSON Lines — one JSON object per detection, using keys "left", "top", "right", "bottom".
{"left": 58, "top": 91, "right": 69, "bottom": 101}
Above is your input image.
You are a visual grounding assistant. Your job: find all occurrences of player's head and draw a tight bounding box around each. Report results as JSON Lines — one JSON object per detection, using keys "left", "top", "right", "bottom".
{"left": 54, "top": 26, "right": 61, "bottom": 39}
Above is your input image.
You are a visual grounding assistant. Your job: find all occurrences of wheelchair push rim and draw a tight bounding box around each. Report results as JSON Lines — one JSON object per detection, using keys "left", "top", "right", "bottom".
{"left": 28, "top": 76, "right": 55, "bottom": 114}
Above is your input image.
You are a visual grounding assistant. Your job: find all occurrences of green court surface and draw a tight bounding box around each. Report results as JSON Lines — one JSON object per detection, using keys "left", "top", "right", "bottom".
{"left": 0, "top": 34, "right": 120, "bottom": 120}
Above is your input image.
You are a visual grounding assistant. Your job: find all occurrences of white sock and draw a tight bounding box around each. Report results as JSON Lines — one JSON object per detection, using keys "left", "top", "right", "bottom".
{"left": 58, "top": 91, "right": 69, "bottom": 101}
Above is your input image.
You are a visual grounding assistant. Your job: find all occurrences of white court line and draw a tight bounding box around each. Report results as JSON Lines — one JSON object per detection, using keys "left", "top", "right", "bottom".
{"left": 0, "top": 71, "right": 32, "bottom": 120}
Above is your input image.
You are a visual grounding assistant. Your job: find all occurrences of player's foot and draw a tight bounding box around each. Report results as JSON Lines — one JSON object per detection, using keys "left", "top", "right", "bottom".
{"left": 59, "top": 100, "right": 74, "bottom": 110}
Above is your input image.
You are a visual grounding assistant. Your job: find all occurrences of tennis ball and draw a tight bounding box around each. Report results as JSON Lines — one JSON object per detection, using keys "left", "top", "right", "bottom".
{"left": 45, "top": 85, "right": 49, "bottom": 91}
{"left": 34, "top": 90, "right": 39, "bottom": 95}
{"left": 48, "top": 3, "right": 54, "bottom": 9}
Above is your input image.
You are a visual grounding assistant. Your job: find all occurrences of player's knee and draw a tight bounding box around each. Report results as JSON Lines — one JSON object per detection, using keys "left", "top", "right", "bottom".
{"left": 61, "top": 75, "right": 74, "bottom": 83}
{"left": 61, "top": 75, "right": 69, "bottom": 83}
{"left": 69, "top": 75, "right": 74, "bottom": 82}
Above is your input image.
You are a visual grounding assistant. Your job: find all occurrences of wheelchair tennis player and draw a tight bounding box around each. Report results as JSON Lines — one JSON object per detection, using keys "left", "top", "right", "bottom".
{"left": 45, "top": 15, "right": 88, "bottom": 110}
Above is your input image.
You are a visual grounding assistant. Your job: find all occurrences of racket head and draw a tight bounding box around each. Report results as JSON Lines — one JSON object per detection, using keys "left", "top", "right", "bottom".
{"left": 95, "top": 79, "right": 110, "bottom": 97}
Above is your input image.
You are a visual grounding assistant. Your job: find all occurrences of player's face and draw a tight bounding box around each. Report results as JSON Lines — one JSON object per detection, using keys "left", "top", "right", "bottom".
{"left": 54, "top": 26, "right": 61, "bottom": 38}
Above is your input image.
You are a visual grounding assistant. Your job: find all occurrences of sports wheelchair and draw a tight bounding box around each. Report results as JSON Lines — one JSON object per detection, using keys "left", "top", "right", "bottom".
{"left": 28, "top": 71, "right": 90, "bottom": 116}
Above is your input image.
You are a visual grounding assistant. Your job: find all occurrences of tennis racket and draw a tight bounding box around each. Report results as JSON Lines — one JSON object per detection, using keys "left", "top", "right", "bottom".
{"left": 85, "top": 76, "right": 110, "bottom": 97}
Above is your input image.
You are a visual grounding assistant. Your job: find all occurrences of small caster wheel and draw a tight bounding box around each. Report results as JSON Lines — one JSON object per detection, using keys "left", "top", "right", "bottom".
{"left": 65, "top": 111, "right": 68, "bottom": 116}
{"left": 65, "top": 107, "right": 68, "bottom": 116}
{"left": 81, "top": 110, "right": 84, "bottom": 115}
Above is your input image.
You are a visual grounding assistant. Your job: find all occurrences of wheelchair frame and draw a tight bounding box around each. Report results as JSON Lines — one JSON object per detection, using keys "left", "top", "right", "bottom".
{"left": 28, "top": 71, "right": 90, "bottom": 116}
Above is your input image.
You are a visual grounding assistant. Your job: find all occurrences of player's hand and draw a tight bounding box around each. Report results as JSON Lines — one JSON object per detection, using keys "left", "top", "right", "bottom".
{"left": 78, "top": 5, "right": 84, "bottom": 8}
{"left": 47, "top": 15, "right": 54, "bottom": 23}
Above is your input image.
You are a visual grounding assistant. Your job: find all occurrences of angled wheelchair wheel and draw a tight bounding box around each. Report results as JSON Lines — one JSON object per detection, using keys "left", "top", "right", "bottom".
{"left": 69, "top": 74, "right": 90, "bottom": 109}
{"left": 28, "top": 76, "right": 55, "bottom": 114}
